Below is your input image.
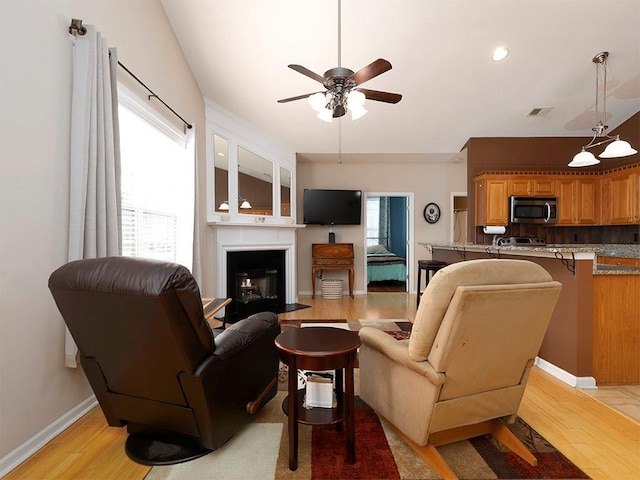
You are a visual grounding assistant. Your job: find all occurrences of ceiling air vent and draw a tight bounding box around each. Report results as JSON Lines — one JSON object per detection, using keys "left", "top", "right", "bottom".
{"left": 528, "top": 107, "right": 554, "bottom": 117}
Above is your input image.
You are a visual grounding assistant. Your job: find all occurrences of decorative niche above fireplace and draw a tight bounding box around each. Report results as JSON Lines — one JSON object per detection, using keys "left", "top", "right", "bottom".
{"left": 205, "top": 99, "right": 297, "bottom": 226}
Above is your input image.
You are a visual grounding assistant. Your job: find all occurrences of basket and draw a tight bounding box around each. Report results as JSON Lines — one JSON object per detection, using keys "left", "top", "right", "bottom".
{"left": 321, "top": 279, "right": 343, "bottom": 299}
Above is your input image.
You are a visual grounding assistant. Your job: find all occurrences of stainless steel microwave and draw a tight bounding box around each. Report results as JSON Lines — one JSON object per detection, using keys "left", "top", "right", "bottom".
{"left": 509, "top": 196, "right": 557, "bottom": 224}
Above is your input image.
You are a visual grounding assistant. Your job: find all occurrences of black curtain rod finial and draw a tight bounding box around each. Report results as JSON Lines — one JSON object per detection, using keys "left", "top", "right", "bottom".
{"left": 69, "top": 18, "right": 87, "bottom": 36}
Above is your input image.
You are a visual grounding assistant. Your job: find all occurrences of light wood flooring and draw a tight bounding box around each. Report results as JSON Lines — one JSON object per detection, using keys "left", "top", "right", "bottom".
{"left": 4, "top": 293, "right": 639, "bottom": 480}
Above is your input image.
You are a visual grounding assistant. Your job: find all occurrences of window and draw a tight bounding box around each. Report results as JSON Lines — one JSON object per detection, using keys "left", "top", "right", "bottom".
{"left": 366, "top": 196, "right": 390, "bottom": 248}
{"left": 118, "top": 87, "right": 194, "bottom": 269}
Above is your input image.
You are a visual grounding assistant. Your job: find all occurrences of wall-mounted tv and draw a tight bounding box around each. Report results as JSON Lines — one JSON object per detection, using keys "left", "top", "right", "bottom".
{"left": 303, "top": 189, "right": 362, "bottom": 225}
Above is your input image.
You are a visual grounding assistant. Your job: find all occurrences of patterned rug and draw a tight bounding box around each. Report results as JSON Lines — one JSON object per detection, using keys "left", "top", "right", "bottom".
{"left": 145, "top": 319, "right": 589, "bottom": 480}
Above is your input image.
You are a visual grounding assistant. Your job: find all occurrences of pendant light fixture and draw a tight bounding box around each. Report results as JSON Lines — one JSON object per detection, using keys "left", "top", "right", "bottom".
{"left": 569, "top": 51, "right": 637, "bottom": 168}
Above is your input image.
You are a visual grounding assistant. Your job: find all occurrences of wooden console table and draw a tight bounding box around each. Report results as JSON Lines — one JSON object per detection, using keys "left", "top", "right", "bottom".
{"left": 311, "top": 243, "right": 354, "bottom": 299}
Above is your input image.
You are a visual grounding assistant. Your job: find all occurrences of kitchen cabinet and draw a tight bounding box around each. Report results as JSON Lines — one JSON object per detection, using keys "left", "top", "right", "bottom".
{"left": 555, "top": 177, "right": 599, "bottom": 225}
{"left": 508, "top": 177, "right": 555, "bottom": 196}
{"left": 598, "top": 256, "right": 640, "bottom": 267}
{"left": 474, "top": 166, "right": 640, "bottom": 228}
{"left": 593, "top": 274, "right": 640, "bottom": 383}
{"left": 474, "top": 177, "right": 508, "bottom": 226}
{"left": 602, "top": 168, "right": 639, "bottom": 225}
{"left": 508, "top": 178, "right": 531, "bottom": 196}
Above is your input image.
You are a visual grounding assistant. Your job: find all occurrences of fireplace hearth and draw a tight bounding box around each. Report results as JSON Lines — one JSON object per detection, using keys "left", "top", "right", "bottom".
{"left": 226, "top": 249, "right": 286, "bottom": 322}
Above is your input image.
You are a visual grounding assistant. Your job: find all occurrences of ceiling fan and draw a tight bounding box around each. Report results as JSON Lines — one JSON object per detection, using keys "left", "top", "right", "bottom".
{"left": 277, "top": 0, "right": 402, "bottom": 122}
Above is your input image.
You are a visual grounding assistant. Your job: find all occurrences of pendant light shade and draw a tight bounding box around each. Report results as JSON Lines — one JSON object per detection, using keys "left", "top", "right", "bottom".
{"left": 239, "top": 198, "right": 252, "bottom": 209}
{"left": 317, "top": 108, "right": 333, "bottom": 123}
{"left": 568, "top": 150, "right": 600, "bottom": 168}
{"left": 308, "top": 92, "right": 326, "bottom": 112}
{"left": 599, "top": 138, "right": 638, "bottom": 158}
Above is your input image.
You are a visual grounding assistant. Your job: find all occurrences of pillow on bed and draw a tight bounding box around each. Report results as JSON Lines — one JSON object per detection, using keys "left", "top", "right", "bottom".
{"left": 367, "top": 244, "right": 390, "bottom": 255}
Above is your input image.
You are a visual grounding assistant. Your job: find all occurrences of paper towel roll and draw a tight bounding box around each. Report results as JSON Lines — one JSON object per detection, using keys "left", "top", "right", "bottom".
{"left": 483, "top": 226, "right": 506, "bottom": 235}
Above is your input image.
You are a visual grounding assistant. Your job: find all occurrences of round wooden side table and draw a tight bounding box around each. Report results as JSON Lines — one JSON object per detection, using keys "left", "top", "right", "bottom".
{"left": 275, "top": 327, "right": 361, "bottom": 471}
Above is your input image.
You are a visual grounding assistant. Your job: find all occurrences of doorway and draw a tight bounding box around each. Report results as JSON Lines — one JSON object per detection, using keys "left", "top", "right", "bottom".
{"left": 364, "top": 192, "right": 413, "bottom": 293}
{"left": 450, "top": 193, "right": 468, "bottom": 243}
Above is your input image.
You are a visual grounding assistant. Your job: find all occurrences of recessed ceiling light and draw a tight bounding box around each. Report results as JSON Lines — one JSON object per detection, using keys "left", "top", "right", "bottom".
{"left": 492, "top": 47, "right": 509, "bottom": 62}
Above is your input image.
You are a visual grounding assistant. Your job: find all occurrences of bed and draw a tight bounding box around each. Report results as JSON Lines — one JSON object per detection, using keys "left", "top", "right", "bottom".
{"left": 366, "top": 244, "right": 407, "bottom": 283}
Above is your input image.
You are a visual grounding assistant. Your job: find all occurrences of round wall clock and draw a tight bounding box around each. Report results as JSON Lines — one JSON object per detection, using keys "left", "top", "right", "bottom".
{"left": 423, "top": 203, "right": 441, "bottom": 224}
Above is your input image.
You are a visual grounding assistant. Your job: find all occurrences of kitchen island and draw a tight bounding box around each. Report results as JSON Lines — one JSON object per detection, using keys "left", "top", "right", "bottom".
{"left": 418, "top": 242, "right": 640, "bottom": 386}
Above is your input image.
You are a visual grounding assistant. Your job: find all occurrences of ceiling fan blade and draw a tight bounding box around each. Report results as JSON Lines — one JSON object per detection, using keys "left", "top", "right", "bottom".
{"left": 357, "top": 88, "right": 402, "bottom": 104}
{"left": 288, "top": 64, "right": 326, "bottom": 84}
{"left": 277, "top": 92, "right": 324, "bottom": 103}
{"left": 348, "top": 58, "right": 392, "bottom": 86}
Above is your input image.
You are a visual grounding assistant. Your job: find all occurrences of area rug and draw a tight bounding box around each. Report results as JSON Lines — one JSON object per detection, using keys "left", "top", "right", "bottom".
{"left": 144, "top": 391, "right": 588, "bottom": 480}
{"left": 145, "top": 319, "right": 589, "bottom": 479}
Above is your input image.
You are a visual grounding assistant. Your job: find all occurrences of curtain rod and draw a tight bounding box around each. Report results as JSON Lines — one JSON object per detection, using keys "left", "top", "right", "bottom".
{"left": 69, "top": 18, "right": 193, "bottom": 130}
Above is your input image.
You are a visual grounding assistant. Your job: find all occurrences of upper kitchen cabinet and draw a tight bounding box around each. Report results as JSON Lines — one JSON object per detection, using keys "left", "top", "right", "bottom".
{"left": 555, "top": 176, "right": 600, "bottom": 225}
{"left": 474, "top": 175, "right": 508, "bottom": 226}
{"left": 474, "top": 172, "right": 605, "bottom": 227}
{"left": 602, "top": 166, "right": 640, "bottom": 225}
{"left": 508, "top": 177, "right": 555, "bottom": 196}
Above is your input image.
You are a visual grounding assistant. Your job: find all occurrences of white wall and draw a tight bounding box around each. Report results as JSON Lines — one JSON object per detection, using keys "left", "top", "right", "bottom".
{"left": 0, "top": 0, "right": 206, "bottom": 462}
{"left": 296, "top": 157, "right": 467, "bottom": 294}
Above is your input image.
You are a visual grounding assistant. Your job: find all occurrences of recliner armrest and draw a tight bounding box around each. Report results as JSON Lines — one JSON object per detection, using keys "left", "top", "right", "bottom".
{"left": 212, "top": 312, "right": 279, "bottom": 360}
{"left": 359, "top": 326, "right": 445, "bottom": 386}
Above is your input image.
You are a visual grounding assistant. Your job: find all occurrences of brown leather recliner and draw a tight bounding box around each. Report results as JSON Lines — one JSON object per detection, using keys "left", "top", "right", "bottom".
{"left": 49, "top": 256, "right": 281, "bottom": 465}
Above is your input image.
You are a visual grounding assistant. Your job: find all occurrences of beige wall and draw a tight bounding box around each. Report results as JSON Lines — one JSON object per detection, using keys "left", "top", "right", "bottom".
{"left": 0, "top": 0, "right": 207, "bottom": 461}
{"left": 296, "top": 156, "right": 467, "bottom": 294}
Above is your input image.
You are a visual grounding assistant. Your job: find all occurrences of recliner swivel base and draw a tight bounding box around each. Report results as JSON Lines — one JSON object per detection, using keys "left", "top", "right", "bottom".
{"left": 125, "top": 433, "right": 211, "bottom": 466}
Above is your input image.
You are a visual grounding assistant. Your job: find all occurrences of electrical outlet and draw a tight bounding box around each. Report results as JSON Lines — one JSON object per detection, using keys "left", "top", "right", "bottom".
{"left": 633, "top": 232, "right": 639, "bottom": 243}
{"left": 573, "top": 233, "right": 579, "bottom": 242}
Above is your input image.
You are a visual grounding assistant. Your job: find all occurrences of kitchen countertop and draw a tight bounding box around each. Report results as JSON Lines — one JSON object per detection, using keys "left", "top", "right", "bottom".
{"left": 419, "top": 242, "right": 640, "bottom": 275}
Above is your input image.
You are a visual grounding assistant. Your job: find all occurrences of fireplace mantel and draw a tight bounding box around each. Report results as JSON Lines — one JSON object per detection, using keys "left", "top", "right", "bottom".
{"left": 208, "top": 221, "right": 305, "bottom": 229}
{"left": 210, "top": 223, "right": 305, "bottom": 306}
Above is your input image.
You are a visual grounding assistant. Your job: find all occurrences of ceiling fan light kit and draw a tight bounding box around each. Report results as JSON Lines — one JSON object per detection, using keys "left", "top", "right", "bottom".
{"left": 569, "top": 51, "right": 638, "bottom": 168}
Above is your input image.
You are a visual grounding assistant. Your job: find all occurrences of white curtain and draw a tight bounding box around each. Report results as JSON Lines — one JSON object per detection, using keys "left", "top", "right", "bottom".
{"left": 189, "top": 127, "right": 204, "bottom": 286}
{"left": 65, "top": 26, "right": 121, "bottom": 367}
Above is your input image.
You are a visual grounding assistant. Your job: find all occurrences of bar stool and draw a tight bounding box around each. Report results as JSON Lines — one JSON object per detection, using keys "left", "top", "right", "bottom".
{"left": 416, "top": 260, "right": 448, "bottom": 308}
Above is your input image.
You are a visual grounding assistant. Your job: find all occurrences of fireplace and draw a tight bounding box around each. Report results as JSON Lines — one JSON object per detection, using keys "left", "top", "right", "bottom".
{"left": 226, "top": 249, "right": 286, "bottom": 321}
{"left": 211, "top": 223, "right": 301, "bottom": 322}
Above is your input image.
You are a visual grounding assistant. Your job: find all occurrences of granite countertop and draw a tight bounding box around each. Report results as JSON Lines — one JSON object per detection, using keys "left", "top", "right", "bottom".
{"left": 419, "top": 242, "right": 640, "bottom": 276}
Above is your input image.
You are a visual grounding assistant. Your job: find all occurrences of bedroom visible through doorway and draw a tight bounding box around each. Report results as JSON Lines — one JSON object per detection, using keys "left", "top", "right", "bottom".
{"left": 365, "top": 194, "right": 410, "bottom": 293}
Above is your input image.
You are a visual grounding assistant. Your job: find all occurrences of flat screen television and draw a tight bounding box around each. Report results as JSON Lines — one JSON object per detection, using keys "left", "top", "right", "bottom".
{"left": 303, "top": 189, "right": 362, "bottom": 225}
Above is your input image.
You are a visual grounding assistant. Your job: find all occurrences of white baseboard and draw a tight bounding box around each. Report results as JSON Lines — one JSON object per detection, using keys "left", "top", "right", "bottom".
{"left": 0, "top": 395, "right": 97, "bottom": 478}
{"left": 299, "top": 290, "right": 365, "bottom": 297}
{"left": 535, "top": 357, "right": 597, "bottom": 389}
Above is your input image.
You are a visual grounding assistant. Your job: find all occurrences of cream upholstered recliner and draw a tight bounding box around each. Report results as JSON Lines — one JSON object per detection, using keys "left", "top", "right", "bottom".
{"left": 358, "top": 259, "right": 562, "bottom": 479}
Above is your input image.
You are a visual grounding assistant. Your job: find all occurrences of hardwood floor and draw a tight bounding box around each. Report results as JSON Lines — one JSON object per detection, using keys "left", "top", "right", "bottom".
{"left": 4, "top": 293, "right": 639, "bottom": 480}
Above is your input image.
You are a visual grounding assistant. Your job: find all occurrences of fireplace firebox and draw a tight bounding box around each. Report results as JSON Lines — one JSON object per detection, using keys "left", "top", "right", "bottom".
{"left": 226, "top": 249, "right": 286, "bottom": 322}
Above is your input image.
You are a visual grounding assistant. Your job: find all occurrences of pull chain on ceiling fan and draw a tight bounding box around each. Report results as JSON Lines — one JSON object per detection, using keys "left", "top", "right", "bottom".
{"left": 277, "top": 0, "right": 402, "bottom": 122}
